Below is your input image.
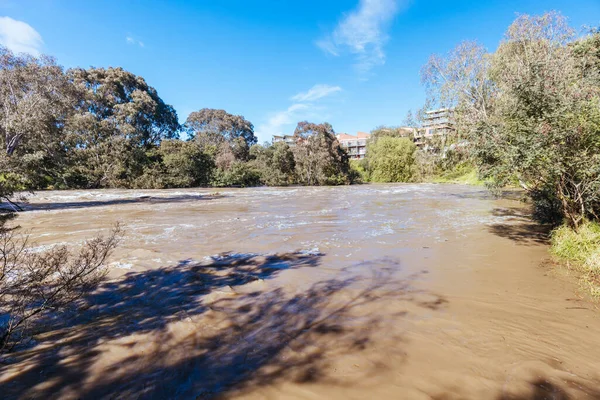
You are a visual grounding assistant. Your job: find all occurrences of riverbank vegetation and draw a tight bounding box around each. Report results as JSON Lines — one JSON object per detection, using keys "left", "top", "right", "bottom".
{"left": 362, "top": 137, "right": 417, "bottom": 183}
{"left": 1, "top": 12, "right": 596, "bottom": 210}
{"left": 0, "top": 47, "right": 355, "bottom": 194}
{"left": 422, "top": 13, "right": 600, "bottom": 229}
{"left": 551, "top": 222, "right": 600, "bottom": 298}
{"left": 419, "top": 12, "right": 600, "bottom": 295}
{"left": 356, "top": 130, "right": 479, "bottom": 185}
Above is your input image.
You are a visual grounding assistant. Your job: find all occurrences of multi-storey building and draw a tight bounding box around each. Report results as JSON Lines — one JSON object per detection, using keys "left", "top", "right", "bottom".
{"left": 272, "top": 134, "right": 296, "bottom": 146}
{"left": 414, "top": 108, "right": 455, "bottom": 146}
{"left": 336, "top": 132, "right": 370, "bottom": 159}
{"left": 273, "top": 131, "right": 372, "bottom": 159}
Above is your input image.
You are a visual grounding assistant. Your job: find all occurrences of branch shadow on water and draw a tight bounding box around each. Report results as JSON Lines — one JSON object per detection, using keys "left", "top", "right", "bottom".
{"left": 0, "top": 253, "right": 446, "bottom": 399}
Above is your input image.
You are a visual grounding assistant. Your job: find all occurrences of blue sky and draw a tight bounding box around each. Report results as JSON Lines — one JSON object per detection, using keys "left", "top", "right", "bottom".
{"left": 0, "top": 0, "right": 598, "bottom": 143}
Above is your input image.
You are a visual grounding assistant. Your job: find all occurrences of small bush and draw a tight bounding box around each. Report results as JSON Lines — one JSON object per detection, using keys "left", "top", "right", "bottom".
{"left": 0, "top": 224, "right": 121, "bottom": 352}
{"left": 349, "top": 159, "right": 369, "bottom": 183}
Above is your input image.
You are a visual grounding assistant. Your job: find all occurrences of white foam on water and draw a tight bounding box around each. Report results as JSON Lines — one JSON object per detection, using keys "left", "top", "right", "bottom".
{"left": 111, "top": 262, "right": 133, "bottom": 270}
{"left": 299, "top": 247, "right": 321, "bottom": 256}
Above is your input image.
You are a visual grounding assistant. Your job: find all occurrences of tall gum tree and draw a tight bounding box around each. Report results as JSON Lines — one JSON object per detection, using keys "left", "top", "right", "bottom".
{"left": 65, "top": 67, "right": 179, "bottom": 187}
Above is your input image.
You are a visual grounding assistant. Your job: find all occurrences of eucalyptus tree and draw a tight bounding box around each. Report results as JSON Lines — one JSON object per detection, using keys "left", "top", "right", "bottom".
{"left": 483, "top": 13, "right": 600, "bottom": 227}
{"left": 186, "top": 108, "right": 256, "bottom": 159}
{"left": 65, "top": 67, "right": 179, "bottom": 187}
{"left": 421, "top": 40, "right": 494, "bottom": 140}
{"left": 0, "top": 46, "right": 76, "bottom": 157}
{"left": 0, "top": 46, "right": 79, "bottom": 194}
{"left": 292, "top": 121, "right": 354, "bottom": 185}
{"left": 68, "top": 67, "right": 179, "bottom": 146}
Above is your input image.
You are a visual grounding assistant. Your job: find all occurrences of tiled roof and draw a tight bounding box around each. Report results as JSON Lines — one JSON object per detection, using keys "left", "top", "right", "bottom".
{"left": 336, "top": 133, "right": 356, "bottom": 140}
{"left": 336, "top": 132, "right": 371, "bottom": 141}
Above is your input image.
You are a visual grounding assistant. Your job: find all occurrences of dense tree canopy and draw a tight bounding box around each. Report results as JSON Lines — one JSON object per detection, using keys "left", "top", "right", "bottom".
{"left": 69, "top": 67, "right": 180, "bottom": 147}
{"left": 186, "top": 108, "right": 256, "bottom": 149}
{"left": 62, "top": 67, "right": 181, "bottom": 188}
{"left": 292, "top": 122, "right": 354, "bottom": 186}
{"left": 365, "top": 137, "right": 417, "bottom": 183}
{"left": 250, "top": 142, "right": 296, "bottom": 186}
{"left": 370, "top": 126, "right": 415, "bottom": 141}
{"left": 0, "top": 47, "right": 77, "bottom": 198}
{"left": 0, "top": 48, "right": 76, "bottom": 157}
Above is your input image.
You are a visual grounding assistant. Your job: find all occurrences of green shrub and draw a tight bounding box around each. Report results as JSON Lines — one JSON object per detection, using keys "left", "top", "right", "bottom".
{"left": 350, "top": 159, "right": 369, "bottom": 183}
{"left": 250, "top": 142, "right": 296, "bottom": 186}
{"left": 158, "top": 140, "right": 214, "bottom": 187}
{"left": 211, "top": 161, "right": 261, "bottom": 187}
{"left": 366, "top": 137, "right": 416, "bottom": 183}
{"left": 431, "top": 163, "right": 484, "bottom": 185}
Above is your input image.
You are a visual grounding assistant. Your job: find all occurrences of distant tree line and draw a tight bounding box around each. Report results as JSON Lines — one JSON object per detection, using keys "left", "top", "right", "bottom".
{"left": 0, "top": 45, "right": 356, "bottom": 202}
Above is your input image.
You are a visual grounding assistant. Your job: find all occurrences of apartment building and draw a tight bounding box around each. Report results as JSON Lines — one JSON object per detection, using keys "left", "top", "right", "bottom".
{"left": 272, "top": 134, "right": 296, "bottom": 146}
{"left": 336, "top": 132, "right": 370, "bottom": 159}
{"left": 272, "top": 131, "right": 371, "bottom": 159}
{"left": 414, "top": 108, "right": 455, "bottom": 146}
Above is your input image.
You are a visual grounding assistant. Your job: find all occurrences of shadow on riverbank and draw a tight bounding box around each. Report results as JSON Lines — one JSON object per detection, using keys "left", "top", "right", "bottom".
{"left": 496, "top": 377, "right": 600, "bottom": 400}
{"left": 0, "top": 253, "right": 445, "bottom": 399}
{"left": 432, "top": 376, "right": 600, "bottom": 400}
{"left": 488, "top": 207, "right": 552, "bottom": 246}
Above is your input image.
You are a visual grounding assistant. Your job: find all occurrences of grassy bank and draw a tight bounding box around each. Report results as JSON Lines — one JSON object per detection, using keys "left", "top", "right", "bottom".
{"left": 551, "top": 221, "right": 600, "bottom": 299}
{"left": 429, "top": 165, "right": 486, "bottom": 186}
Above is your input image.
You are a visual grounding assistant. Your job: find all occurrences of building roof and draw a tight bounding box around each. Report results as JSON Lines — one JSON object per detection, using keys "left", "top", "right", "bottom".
{"left": 336, "top": 132, "right": 371, "bottom": 141}
{"left": 336, "top": 133, "right": 356, "bottom": 141}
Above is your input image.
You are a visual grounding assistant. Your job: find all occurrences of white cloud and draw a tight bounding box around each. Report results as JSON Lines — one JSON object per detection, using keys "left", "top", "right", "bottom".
{"left": 256, "top": 84, "right": 341, "bottom": 141}
{"left": 317, "top": 0, "right": 400, "bottom": 74}
{"left": 0, "top": 16, "right": 43, "bottom": 56}
{"left": 291, "top": 84, "right": 342, "bottom": 102}
{"left": 256, "top": 103, "right": 311, "bottom": 139}
{"left": 126, "top": 35, "right": 144, "bottom": 47}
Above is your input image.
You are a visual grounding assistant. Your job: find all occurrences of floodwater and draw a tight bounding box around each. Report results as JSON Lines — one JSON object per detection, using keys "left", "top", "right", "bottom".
{"left": 2, "top": 184, "right": 600, "bottom": 399}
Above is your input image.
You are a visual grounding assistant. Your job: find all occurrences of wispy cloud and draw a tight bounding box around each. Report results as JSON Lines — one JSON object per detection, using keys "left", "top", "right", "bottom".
{"left": 317, "top": 0, "right": 400, "bottom": 74}
{"left": 0, "top": 16, "right": 43, "bottom": 56}
{"left": 291, "top": 84, "right": 342, "bottom": 102}
{"left": 260, "top": 104, "right": 310, "bottom": 136}
{"left": 126, "top": 35, "right": 144, "bottom": 47}
{"left": 256, "top": 84, "right": 341, "bottom": 141}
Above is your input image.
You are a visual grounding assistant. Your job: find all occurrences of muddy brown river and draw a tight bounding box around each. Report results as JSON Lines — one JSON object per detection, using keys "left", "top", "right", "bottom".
{"left": 1, "top": 184, "right": 599, "bottom": 399}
